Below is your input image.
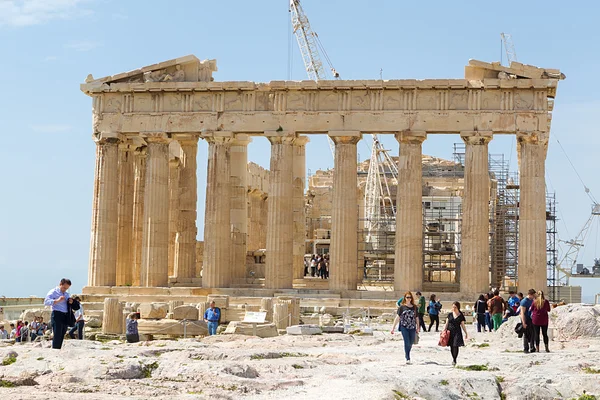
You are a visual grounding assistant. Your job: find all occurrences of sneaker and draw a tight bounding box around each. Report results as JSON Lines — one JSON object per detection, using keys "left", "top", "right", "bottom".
{"left": 545, "top": 348, "right": 550, "bottom": 353}
{"left": 524, "top": 349, "right": 530, "bottom": 354}
{"left": 406, "top": 360, "right": 412, "bottom": 365}
{"left": 531, "top": 348, "right": 537, "bottom": 353}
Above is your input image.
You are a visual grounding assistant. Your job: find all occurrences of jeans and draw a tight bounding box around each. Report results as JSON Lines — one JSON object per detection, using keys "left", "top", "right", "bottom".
{"left": 485, "top": 312, "right": 493, "bottom": 331}
{"left": 533, "top": 324, "right": 549, "bottom": 351}
{"left": 428, "top": 314, "right": 439, "bottom": 332}
{"left": 523, "top": 322, "right": 535, "bottom": 352}
{"left": 418, "top": 313, "right": 426, "bottom": 332}
{"left": 492, "top": 313, "right": 503, "bottom": 331}
{"left": 51, "top": 311, "right": 69, "bottom": 349}
{"left": 207, "top": 321, "right": 218, "bottom": 336}
{"left": 399, "top": 326, "right": 416, "bottom": 361}
{"left": 68, "top": 320, "right": 84, "bottom": 340}
{"left": 476, "top": 313, "right": 486, "bottom": 332}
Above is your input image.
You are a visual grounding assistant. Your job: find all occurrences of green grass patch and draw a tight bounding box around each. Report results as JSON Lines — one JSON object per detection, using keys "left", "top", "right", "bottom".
{"left": 392, "top": 389, "right": 410, "bottom": 399}
{"left": 0, "top": 380, "right": 15, "bottom": 388}
{"left": 473, "top": 343, "right": 490, "bottom": 348}
{"left": 573, "top": 394, "right": 597, "bottom": 400}
{"left": 440, "top": 379, "right": 449, "bottom": 386}
{"left": 2, "top": 356, "right": 16, "bottom": 366}
{"left": 36, "top": 357, "right": 44, "bottom": 361}
{"left": 456, "top": 364, "right": 488, "bottom": 371}
{"left": 495, "top": 376, "right": 505, "bottom": 384}
{"left": 187, "top": 391, "right": 203, "bottom": 395}
{"left": 292, "top": 364, "right": 304, "bottom": 369}
{"left": 141, "top": 361, "right": 159, "bottom": 378}
{"left": 582, "top": 367, "right": 600, "bottom": 374}
{"left": 251, "top": 352, "right": 307, "bottom": 360}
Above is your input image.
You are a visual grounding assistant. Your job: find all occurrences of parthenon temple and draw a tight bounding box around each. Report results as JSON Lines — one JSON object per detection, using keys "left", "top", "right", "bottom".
{"left": 81, "top": 55, "right": 563, "bottom": 299}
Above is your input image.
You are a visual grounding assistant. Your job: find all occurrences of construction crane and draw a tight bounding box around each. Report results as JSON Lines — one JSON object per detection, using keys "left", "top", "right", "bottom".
{"left": 500, "top": 32, "right": 518, "bottom": 66}
{"left": 289, "top": 0, "right": 338, "bottom": 157}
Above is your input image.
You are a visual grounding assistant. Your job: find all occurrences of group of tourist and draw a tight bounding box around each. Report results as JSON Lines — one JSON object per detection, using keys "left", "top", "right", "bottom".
{"left": 305, "top": 254, "right": 329, "bottom": 279}
{"left": 391, "top": 287, "right": 552, "bottom": 366}
{"left": 0, "top": 318, "right": 49, "bottom": 342}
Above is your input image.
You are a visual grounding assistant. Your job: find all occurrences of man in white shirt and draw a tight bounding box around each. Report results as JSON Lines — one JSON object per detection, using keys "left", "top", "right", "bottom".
{"left": 68, "top": 296, "right": 85, "bottom": 340}
{"left": 0, "top": 325, "right": 8, "bottom": 340}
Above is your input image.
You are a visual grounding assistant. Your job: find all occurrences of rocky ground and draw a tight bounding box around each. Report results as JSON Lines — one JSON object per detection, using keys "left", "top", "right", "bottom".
{"left": 1, "top": 306, "right": 599, "bottom": 400}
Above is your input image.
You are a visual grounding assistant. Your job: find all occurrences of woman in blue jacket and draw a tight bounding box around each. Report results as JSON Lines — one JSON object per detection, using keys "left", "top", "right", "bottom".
{"left": 428, "top": 294, "right": 442, "bottom": 332}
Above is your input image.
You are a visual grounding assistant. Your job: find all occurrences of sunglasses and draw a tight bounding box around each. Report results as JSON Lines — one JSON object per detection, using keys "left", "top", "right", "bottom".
{"left": 406, "top": 296, "right": 412, "bottom": 299}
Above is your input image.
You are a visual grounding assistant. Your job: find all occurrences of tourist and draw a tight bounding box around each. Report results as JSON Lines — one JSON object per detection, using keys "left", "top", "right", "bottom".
{"left": 44, "top": 278, "right": 72, "bottom": 349}
{"left": 316, "top": 255, "right": 322, "bottom": 277}
{"left": 30, "top": 317, "right": 40, "bottom": 341}
{"left": 530, "top": 290, "right": 551, "bottom": 353}
{"left": 443, "top": 301, "right": 468, "bottom": 366}
{"left": 126, "top": 312, "right": 140, "bottom": 343}
{"left": 474, "top": 294, "right": 488, "bottom": 332}
{"left": 15, "top": 321, "right": 22, "bottom": 343}
{"left": 9, "top": 323, "right": 16, "bottom": 339}
{"left": 20, "top": 321, "right": 30, "bottom": 343}
{"left": 485, "top": 293, "right": 494, "bottom": 331}
{"left": 320, "top": 256, "right": 328, "bottom": 279}
{"left": 416, "top": 291, "right": 426, "bottom": 332}
{"left": 507, "top": 291, "right": 520, "bottom": 315}
{"left": 68, "top": 296, "right": 85, "bottom": 340}
{"left": 37, "top": 317, "right": 48, "bottom": 338}
{"left": 310, "top": 255, "right": 317, "bottom": 277}
{"left": 396, "top": 291, "right": 420, "bottom": 364}
{"left": 304, "top": 257, "right": 309, "bottom": 276}
{"left": 489, "top": 289, "right": 507, "bottom": 331}
{"left": 0, "top": 325, "right": 8, "bottom": 340}
{"left": 428, "top": 294, "right": 442, "bottom": 332}
{"left": 203, "top": 301, "right": 221, "bottom": 336}
{"left": 520, "top": 289, "right": 537, "bottom": 353}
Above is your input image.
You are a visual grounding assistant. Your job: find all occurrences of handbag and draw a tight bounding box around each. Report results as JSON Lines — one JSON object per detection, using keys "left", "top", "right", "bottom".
{"left": 413, "top": 333, "right": 419, "bottom": 345}
{"left": 438, "top": 329, "right": 450, "bottom": 347}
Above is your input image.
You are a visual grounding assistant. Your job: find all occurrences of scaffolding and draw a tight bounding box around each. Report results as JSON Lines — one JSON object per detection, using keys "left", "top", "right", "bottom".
{"left": 358, "top": 205, "right": 395, "bottom": 282}
{"left": 546, "top": 192, "right": 558, "bottom": 301}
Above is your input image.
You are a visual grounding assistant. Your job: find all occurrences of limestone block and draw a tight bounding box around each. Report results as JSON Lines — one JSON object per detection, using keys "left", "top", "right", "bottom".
{"left": 173, "top": 305, "right": 199, "bottom": 320}
{"left": 18, "top": 309, "right": 51, "bottom": 323}
{"left": 197, "top": 302, "right": 209, "bottom": 319}
{"left": 102, "top": 298, "right": 124, "bottom": 334}
{"left": 319, "top": 314, "right": 335, "bottom": 327}
{"left": 260, "top": 298, "right": 273, "bottom": 322}
{"left": 207, "top": 295, "right": 229, "bottom": 309}
{"left": 245, "top": 305, "right": 261, "bottom": 312}
{"left": 286, "top": 324, "right": 322, "bottom": 335}
{"left": 137, "top": 319, "right": 207, "bottom": 337}
{"left": 322, "top": 326, "right": 344, "bottom": 334}
{"left": 169, "top": 301, "right": 184, "bottom": 313}
{"left": 222, "top": 321, "right": 278, "bottom": 338}
{"left": 273, "top": 303, "right": 290, "bottom": 330}
{"left": 86, "top": 317, "right": 102, "bottom": 328}
{"left": 276, "top": 297, "right": 300, "bottom": 325}
{"left": 139, "top": 302, "right": 169, "bottom": 319}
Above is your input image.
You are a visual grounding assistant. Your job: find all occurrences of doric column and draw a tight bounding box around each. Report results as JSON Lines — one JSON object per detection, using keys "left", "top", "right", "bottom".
{"left": 131, "top": 146, "right": 147, "bottom": 286}
{"left": 174, "top": 134, "right": 199, "bottom": 280}
{"left": 265, "top": 132, "right": 295, "bottom": 289}
{"left": 394, "top": 131, "right": 427, "bottom": 293}
{"left": 168, "top": 157, "right": 181, "bottom": 278}
{"left": 329, "top": 132, "right": 361, "bottom": 291}
{"left": 293, "top": 136, "right": 309, "bottom": 280}
{"left": 140, "top": 133, "right": 170, "bottom": 287}
{"left": 518, "top": 131, "right": 548, "bottom": 293}
{"left": 202, "top": 132, "right": 233, "bottom": 288}
{"left": 88, "top": 132, "right": 121, "bottom": 287}
{"left": 230, "top": 134, "right": 252, "bottom": 282}
{"left": 247, "top": 190, "right": 262, "bottom": 251}
{"left": 116, "top": 141, "right": 135, "bottom": 286}
{"left": 461, "top": 131, "right": 492, "bottom": 295}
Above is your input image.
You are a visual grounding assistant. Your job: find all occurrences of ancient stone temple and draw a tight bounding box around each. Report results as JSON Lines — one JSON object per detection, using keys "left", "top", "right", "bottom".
{"left": 81, "top": 55, "right": 563, "bottom": 297}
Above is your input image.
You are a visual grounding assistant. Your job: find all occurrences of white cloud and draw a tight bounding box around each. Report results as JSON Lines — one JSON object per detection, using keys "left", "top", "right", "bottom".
{"left": 64, "top": 40, "right": 102, "bottom": 52}
{"left": 43, "top": 55, "right": 58, "bottom": 62}
{"left": 0, "top": 0, "right": 92, "bottom": 27}
{"left": 31, "top": 124, "right": 72, "bottom": 133}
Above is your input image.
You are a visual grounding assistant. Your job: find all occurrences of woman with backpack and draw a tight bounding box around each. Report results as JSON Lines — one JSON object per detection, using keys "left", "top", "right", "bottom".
{"left": 443, "top": 301, "right": 468, "bottom": 366}
{"left": 428, "top": 294, "right": 442, "bottom": 332}
{"left": 396, "top": 291, "right": 420, "bottom": 364}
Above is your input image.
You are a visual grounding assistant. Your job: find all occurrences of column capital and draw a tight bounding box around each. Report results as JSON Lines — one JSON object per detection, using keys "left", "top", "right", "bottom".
{"left": 328, "top": 131, "right": 361, "bottom": 145}
{"left": 232, "top": 133, "right": 253, "bottom": 147}
{"left": 134, "top": 146, "right": 147, "bottom": 157}
{"left": 172, "top": 133, "right": 199, "bottom": 146}
{"left": 265, "top": 130, "right": 296, "bottom": 145}
{"left": 395, "top": 131, "right": 427, "bottom": 144}
{"left": 517, "top": 131, "right": 549, "bottom": 145}
{"left": 140, "top": 132, "right": 170, "bottom": 144}
{"left": 201, "top": 131, "right": 234, "bottom": 144}
{"left": 169, "top": 158, "right": 181, "bottom": 168}
{"left": 293, "top": 136, "right": 310, "bottom": 146}
{"left": 460, "top": 131, "right": 493, "bottom": 145}
{"left": 93, "top": 131, "right": 123, "bottom": 145}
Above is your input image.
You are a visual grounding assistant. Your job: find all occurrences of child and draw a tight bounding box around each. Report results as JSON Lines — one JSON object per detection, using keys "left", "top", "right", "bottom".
{"left": 126, "top": 312, "right": 140, "bottom": 343}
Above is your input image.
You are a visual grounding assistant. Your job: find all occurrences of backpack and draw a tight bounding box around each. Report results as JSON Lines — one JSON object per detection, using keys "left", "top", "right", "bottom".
{"left": 216, "top": 307, "right": 222, "bottom": 324}
{"left": 20, "top": 327, "right": 29, "bottom": 342}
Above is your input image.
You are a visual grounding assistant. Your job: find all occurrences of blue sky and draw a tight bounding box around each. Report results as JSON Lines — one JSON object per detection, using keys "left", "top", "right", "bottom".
{"left": 0, "top": 0, "right": 599, "bottom": 301}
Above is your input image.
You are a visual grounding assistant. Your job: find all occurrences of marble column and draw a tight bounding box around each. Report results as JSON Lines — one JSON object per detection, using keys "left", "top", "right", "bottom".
{"left": 116, "top": 142, "right": 135, "bottom": 286}
{"left": 174, "top": 134, "right": 199, "bottom": 280}
{"left": 168, "top": 157, "right": 181, "bottom": 278}
{"left": 247, "top": 190, "right": 263, "bottom": 251}
{"left": 329, "top": 132, "right": 361, "bottom": 291}
{"left": 265, "top": 133, "right": 295, "bottom": 289}
{"left": 518, "top": 131, "right": 548, "bottom": 293}
{"left": 131, "top": 146, "right": 147, "bottom": 286}
{"left": 394, "top": 131, "right": 427, "bottom": 293}
{"left": 230, "top": 135, "right": 251, "bottom": 282}
{"left": 460, "top": 131, "right": 492, "bottom": 295}
{"left": 293, "top": 136, "right": 309, "bottom": 280}
{"left": 88, "top": 132, "right": 121, "bottom": 287}
{"left": 202, "top": 133, "right": 233, "bottom": 288}
{"left": 140, "top": 133, "right": 170, "bottom": 287}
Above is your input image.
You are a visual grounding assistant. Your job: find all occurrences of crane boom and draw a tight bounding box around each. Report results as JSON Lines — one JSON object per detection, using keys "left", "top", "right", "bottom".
{"left": 289, "top": 0, "right": 327, "bottom": 81}
{"left": 500, "top": 32, "right": 518, "bottom": 65}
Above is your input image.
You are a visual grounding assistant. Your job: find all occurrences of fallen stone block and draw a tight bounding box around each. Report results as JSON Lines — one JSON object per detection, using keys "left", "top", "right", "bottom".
{"left": 223, "top": 321, "right": 278, "bottom": 338}
{"left": 138, "top": 319, "right": 207, "bottom": 337}
{"left": 207, "top": 295, "right": 229, "bottom": 309}
{"left": 286, "top": 325, "right": 322, "bottom": 335}
{"left": 173, "top": 305, "right": 199, "bottom": 320}
{"left": 139, "top": 303, "right": 169, "bottom": 319}
{"left": 321, "top": 326, "right": 344, "bottom": 334}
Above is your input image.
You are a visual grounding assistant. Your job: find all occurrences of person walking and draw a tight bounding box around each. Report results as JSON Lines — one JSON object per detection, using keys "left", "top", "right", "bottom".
{"left": 68, "top": 296, "right": 85, "bottom": 340}
{"left": 520, "top": 289, "right": 537, "bottom": 353}
{"left": 443, "top": 301, "right": 468, "bottom": 366}
{"left": 474, "top": 294, "right": 488, "bottom": 332}
{"left": 396, "top": 291, "right": 420, "bottom": 364}
{"left": 530, "top": 290, "right": 551, "bottom": 353}
{"left": 489, "top": 289, "right": 507, "bottom": 331}
{"left": 44, "top": 278, "right": 72, "bottom": 349}
{"left": 428, "top": 294, "right": 442, "bottom": 332}
{"left": 203, "top": 301, "right": 221, "bottom": 336}
{"left": 126, "top": 313, "right": 140, "bottom": 343}
{"left": 416, "top": 291, "right": 426, "bottom": 333}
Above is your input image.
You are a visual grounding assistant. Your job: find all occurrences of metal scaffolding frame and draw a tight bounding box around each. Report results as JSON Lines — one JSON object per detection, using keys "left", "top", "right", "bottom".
{"left": 546, "top": 192, "right": 558, "bottom": 301}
